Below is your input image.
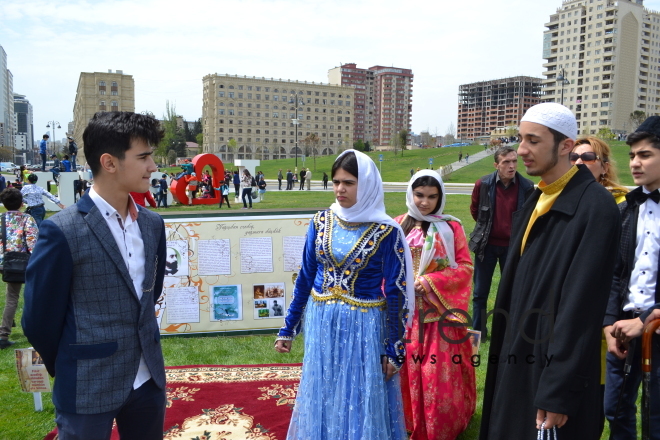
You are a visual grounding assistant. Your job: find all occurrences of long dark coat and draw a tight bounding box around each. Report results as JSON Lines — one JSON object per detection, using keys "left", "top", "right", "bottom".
{"left": 479, "top": 165, "right": 621, "bottom": 440}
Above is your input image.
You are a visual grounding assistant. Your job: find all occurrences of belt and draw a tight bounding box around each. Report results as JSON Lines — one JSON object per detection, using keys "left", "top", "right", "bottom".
{"left": 28, "top": 204, "right": 44, "bottom": 209}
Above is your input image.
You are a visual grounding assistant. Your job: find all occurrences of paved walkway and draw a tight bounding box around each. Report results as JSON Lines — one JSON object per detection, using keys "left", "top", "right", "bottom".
{"left": 446, "top": 148, "right": 495, "bottom": 172}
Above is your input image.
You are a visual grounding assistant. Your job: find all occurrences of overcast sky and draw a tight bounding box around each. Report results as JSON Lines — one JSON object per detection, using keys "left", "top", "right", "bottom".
{"left": 4, "top": 0, "right": 660, "bottom": 143}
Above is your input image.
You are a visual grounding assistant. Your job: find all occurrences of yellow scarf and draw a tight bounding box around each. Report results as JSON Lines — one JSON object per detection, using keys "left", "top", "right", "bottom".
{"left": 521, "top": 166, "right": 578, "bottom": 255}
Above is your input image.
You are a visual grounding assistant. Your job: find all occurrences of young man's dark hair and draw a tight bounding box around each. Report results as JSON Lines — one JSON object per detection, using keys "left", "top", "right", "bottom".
{"left": 43, "top": 134, "right": 49, "bottom": 139}
{"left": 626, "top": 131, "right": 660, "bottom": 149}
{"left": 83, "top": 111, "right": 164, "bottom": 176}
{"left": 27, "top": 174, "right": 38, "bottom": 183}
{"left": 548, "top": 126, "right": 568, "bottom": 148}
{"left": 493, "top": 146, "right": 516, "bottom": 163}
{"left": 0, "top": 188, "right": 23, "bottom": 210}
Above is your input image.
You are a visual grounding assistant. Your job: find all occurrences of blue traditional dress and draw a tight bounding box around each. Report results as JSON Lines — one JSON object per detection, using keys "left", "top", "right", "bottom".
{"left": 278, "top": 209, "right": 408, "bottom": 440}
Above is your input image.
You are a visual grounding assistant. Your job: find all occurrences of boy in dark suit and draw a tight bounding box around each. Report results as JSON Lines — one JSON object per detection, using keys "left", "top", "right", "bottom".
{"left": 23, "top": 112, "right": 167, "bottom": 440}
{"left": 603, "top": 116, "right": 660, "bottom": 439}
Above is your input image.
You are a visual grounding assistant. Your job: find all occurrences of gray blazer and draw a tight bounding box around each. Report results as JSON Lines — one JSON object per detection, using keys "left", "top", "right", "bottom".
{"left": 23, "top": 193, "right": 167, "bottom": 414}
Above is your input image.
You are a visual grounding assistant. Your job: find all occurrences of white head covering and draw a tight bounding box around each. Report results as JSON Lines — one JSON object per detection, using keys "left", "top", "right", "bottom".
{"left": 329, "top": 149, "right": 415, "bottom": 326}
{"left": 406, "top": 170, "right": 460, "bottom": 272}
{"left": 520, "top": 102, "right": 577, "bottom": 140}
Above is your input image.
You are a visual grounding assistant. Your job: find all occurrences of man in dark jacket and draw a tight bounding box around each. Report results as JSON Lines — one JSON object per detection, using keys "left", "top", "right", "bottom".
{"left": 603, "top": 116, "right": 660, "bottom": 439}
{"left": 299, "top": 168, "right": 306, "bottom": 190}
{"left": 286, "top": 169, "right": 293, "bottom": 190}
{"left": 469, "top": 146, "right": 534, "bottom": 339}
{"left": 67, "top": 136, "right": 78, "bottom": 171}
{"left": 480, "top": 103, "right": 620, "bottom": 439}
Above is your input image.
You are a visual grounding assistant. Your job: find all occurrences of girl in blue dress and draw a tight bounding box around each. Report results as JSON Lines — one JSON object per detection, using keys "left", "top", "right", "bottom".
{"left": 275, "top": 150, "right": 414, "bottom": 440}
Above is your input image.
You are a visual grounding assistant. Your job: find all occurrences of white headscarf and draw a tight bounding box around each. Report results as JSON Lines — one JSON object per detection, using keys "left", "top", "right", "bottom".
{"left": 329, "top": 149, "right": 415, "bottom": 327}
{"left": 406, "top": 170, "right": 460, "bottom": 272}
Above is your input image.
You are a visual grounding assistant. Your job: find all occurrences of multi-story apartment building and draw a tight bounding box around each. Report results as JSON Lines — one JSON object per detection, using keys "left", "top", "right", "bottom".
{"left": 543, "top": 0, "right": 660, "bottom": 134}
{"left": 457, "top": 76, "right": 543, "bottom": 140}
{"left": 328, "top": 64, "right": 374, "bottom": 143}
{"left": 13, "top": 93, "right": 34, "bottom": 163}
{"left": 202, "top": 74, "right": 354, "bottom": 162}
{"left": 72, "top": 70, "right": 135, "bottom": 160}
{"left": 328, "top": 63, "right": 413, "bottom": 147}
{"left": 0, "top": 46, "right": 14, "bottom": 149}
{"left": 370, "top": 66, "right": 413, "bottom": 146}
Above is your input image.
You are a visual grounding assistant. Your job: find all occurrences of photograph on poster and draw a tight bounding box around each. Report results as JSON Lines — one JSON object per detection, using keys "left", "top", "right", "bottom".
{"left": 211, "top": 285, "right": 243, "bottom": 321}
{"left": 165, "top": 287, "right": 200, "bottom": 324}
{"left": 283, "top": 235, "right": 305, "bottom": 272}
{"left": 253, "top": 282, "right": 286, "bottom": 319}
{"left": 165, "top": 240, "right": 189, "bottom": 277}
{"left": 240, "top": 237, "right": 273, "bottom": 273}
{"left": 198, "top": 239, "right": 231, "bottom": 276}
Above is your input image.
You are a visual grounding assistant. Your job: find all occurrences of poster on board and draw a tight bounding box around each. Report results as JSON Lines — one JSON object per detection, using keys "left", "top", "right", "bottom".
{"left": 158, "top": 213, "right": 313, "bottom": 335}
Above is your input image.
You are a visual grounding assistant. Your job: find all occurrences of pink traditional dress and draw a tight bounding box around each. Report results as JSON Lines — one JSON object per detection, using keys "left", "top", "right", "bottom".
{"left": 395, "top": 170, "right": 476, "bottom": 440}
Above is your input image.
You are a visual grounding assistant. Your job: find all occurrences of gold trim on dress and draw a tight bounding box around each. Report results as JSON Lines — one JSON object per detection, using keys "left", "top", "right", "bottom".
{"left": 311, "top": 287, "right": 386, "bottom": 309}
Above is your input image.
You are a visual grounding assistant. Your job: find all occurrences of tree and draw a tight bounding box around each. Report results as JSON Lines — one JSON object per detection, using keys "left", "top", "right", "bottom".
{"left": 505, "top": 124, "right": 518, "bottom": 138}
{"left": 398, "top": 129, "right": 408, "bottom": 157}
{"left": 629, "top": 111, "right": 646, "bottom": 132}
{"left": 227, "top": 138, "right": 238, "bottom": 161}
{"left": 195, "top": 133, "right": 203, "bottom": 150}
{"left": 597, "top": 127, "right": 616, "bottom": 140}
{"left": 159, "top": 101, "right": 188, "bottom": 161}
{"left": 353, "top": 139, "right": 365, "bottom": 151}
{"left": 304, "top": 133, "right": 320, "bottom": 171}
{"left": 167, "top": 149, "right": 177, "bottom": 166}
{"left": 364, "top": 141, "right": 371, "bottom": 152}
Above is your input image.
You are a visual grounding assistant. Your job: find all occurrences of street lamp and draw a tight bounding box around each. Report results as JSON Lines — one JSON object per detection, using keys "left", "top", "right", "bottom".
{"left": 290, "top": 91, "right": 304, "bottom": 168}
{"left": 46, "top": 121, "right": 61, "bottom": 156}
{"left": 556, "top": 69, "right": 570, "bottom": 105}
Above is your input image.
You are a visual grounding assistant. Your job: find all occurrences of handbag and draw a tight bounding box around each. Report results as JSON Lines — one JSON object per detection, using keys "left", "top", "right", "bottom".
{"left": 2, "top": 213, "right": 31, "bottom": 284}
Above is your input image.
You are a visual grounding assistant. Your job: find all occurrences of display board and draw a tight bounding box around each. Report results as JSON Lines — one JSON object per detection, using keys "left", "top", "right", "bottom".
{"left": 157, "top": 211, "right": 315, "bottom": 335}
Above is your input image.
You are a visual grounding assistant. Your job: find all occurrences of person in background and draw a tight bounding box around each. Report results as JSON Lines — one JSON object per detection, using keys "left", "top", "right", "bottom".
{"left": 241, "top": 169, "right": 254, "bottom": 209}
{"left": 299, "top": 167, "right": 306, "bottom": 190}
{"left": 322, "top": 172, "right": 328, "bottom": 190}
{"left": 257, "top": 175, "right": 267, "bottom": 201}
{"left": 306, "top": 169, "right": 312, "bottom": 190}
{"left": 572, "top": 137, "right": 629, "bottom": 203}
{"left": 0, "top": 188, "right": 38, "bottom": 349}
{"left": 21, "top": 174, "right": 65, "bottom": 227}
{"left": 67, "top": 137, "right": 78, "bottom": 171}
{"left": 469, "top": 147, "right": 534, "bottom": 340}
{"left": 395, "top": 170, "right": 476, "bottom": 439}
{"left": 0, "top": 172, "right": 5, "bottom": 192}
{"left": 130, "top": 191, "right": 157, "bottom": 208}
{"left": 61, "top": 155, "right": 72, "bottom": 173}
{"left": 286, "top": 169, "right": 293, "bottom": 190}
{"left": 233, "top": 170, "right": 241, "bottom": 198}
{"left": 278, "top": 169, "right": 283, "bottom": 190}
{"left": 157, "top": 174, "right": 168, "bottom": 208}
{"left": 49, "top": 155, "right": 61, "bottom": 183}
{"left": 40, "top": 134, "right": 49, "bottom": 171}
{"left": 215, "top": 180, "right": 231, "bottom": 208}
{"left": 184, "top": 172, "right": 199, "bottom": 205}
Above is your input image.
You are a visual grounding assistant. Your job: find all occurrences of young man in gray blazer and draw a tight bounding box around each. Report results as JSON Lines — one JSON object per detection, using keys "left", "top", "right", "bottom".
{"left": 23, "top": 112, "right": 167, "bottom": 440}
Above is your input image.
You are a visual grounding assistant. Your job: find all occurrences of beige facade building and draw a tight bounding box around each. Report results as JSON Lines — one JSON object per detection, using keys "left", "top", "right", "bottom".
{"left": 72, "top": 70, "right": 135, "bottom": 161}
{"left": 202, "top": 74, "right": 354, "bottom": 162}
{"left": 543, "top": 0, "right": 660, "bottom": 134}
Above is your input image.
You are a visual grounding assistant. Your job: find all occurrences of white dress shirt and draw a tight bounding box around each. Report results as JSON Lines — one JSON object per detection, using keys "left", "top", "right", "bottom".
{"left": 89, "top": 187, "right": 151, "bottom": 389}
{"left": 624, "top": 187, "right": 660, "bottom": 312}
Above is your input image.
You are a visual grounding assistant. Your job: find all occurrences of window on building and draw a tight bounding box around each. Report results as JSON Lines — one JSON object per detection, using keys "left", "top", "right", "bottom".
{"left": 111, "top": 101, "right": 118, "bottom": 111}
{"left": 99, "top": 101, "right": 106, "bottom": 110}
{"left": 219, "top": 91, "right": 225, "bottom": 97}
{"left": 229, "top": 92, "right": 234, "bottom": 98}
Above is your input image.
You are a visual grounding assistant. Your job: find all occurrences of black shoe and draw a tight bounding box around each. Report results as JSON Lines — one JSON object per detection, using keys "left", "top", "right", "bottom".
{"left": 0, "top": 339, "right": 15, "bottom": 349}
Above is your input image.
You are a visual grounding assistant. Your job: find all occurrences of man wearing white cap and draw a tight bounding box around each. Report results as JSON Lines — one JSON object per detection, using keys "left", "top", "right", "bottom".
{"left": 480, "top": 103, "right": 621, "bottom": 439}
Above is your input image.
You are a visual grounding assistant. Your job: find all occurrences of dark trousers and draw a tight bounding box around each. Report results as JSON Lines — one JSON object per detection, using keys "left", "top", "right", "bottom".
{"left": 604, "top": 337, "right": 660, "bottom": 439}
{"left": 40, "top": 153, "right": 47, "bottom": 172}
{"left": 55, "top": 378, "right": 166, "bottom": 440}
{"left": 286, "top": 179, "right": 292, "bottom": 190}
{"left": 27, "top": 205, "right": 46, "bottom": 228}
{"left": 157, "top": 191, "right": 168, "bottom": 208}
{"left": 234, "top": 183, "right": 240, "bottom": 197}
{"left": 278, "top": 178, "right": 282, "bottom": 190}
{"left": 323, "top": 180, "right": 328, "bottom": 189}
{"left": 299, "top": 178, "right": 305, "bottom": 190}
{"left": 472, "top": 244, "right": 509, "bottom": 339}
{"left": 241, "top": 187, "right": 252, "bottom": 207}
{"left": 71, "top": 153, "right": 77, "bottom": 171}
{"left": 219, "top": 194, "right": 231, "bottom": 208}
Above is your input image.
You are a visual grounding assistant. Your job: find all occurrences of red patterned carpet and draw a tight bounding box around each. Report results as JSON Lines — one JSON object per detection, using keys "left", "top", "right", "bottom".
{"left": 44, "top": 364, "right": 301, "bottom": 440}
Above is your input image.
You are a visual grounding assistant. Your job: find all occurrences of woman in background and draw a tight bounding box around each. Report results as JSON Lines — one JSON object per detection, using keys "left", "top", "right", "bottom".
{"left": 395, "top": 170, "right": 476, "bottom": 439}
{"left": 240, "top": 169, "right": 253, "bottom": 209}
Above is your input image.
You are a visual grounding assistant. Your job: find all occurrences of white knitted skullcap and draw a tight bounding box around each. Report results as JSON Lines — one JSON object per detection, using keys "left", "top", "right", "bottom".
{"left": 521, "top": 103, "right": 577, "bottom": 140}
